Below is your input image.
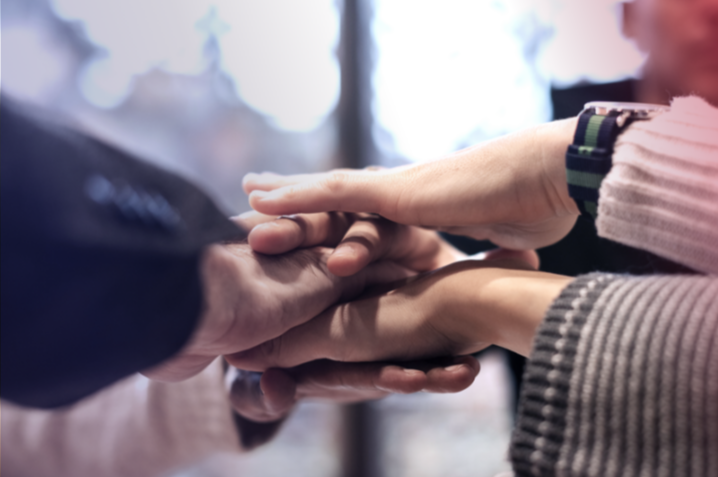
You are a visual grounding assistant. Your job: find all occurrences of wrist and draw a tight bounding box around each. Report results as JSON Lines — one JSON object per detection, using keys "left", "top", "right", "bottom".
{"left": 486, "top": 272, "right": 572, "bottom": 356}
{"left": 539, "top": 117, "right": 581, "bottom": 217}
{"left": 439, "top": 264, "right": 571, "bottom": 357}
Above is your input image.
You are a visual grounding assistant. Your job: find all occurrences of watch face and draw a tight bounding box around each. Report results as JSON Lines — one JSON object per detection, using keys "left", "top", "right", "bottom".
{"left": 581, "top": 101, "right": 670, "bottom": 126}
{"left": 583, "top": 101, "right": 670, "bottom": 116}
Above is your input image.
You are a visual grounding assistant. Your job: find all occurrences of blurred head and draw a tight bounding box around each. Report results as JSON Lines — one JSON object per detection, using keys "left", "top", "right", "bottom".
{"left": 622, "top": 0, "right": 718, "bottom": 105}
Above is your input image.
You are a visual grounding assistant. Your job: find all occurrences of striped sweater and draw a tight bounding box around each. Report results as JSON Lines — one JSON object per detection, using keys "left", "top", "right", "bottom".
{"left": 510, "top": 96, "right": 718, "bottom": 476}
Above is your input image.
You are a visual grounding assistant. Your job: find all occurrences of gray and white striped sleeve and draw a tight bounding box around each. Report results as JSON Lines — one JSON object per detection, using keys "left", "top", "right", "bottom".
{"left": 510, "top": 273, "right": 718, "bottom": 477}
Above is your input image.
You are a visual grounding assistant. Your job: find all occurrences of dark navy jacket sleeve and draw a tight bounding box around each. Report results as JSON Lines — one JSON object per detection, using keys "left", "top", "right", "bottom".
{"left": 1, "top": 97, "right": 245, "bottom": 408}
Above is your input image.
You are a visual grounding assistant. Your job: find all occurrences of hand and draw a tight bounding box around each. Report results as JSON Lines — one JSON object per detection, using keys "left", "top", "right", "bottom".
{"left": 143, "top": 243, "right": 411, "bottom": 382}
{"left": 226, "top": 251, "right": 572, "bottom": 371}
{"left": 227, "top": 356, "right": 480, "bottom": 423}
{"left": 235, "top": 210, "right": 464, "bottom": 277}
{"left": 243, "top": 118, "right": 581, "bottom": 250}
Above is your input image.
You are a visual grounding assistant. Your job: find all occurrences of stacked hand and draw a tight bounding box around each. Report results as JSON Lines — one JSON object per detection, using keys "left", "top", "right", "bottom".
{"left": 144, "top": 210, "right": 487, "bottom": 432}
{"left": 227, "top": 248, "right": 569, "bottom": 369}
{"left": 220, "top": 118, "right": 583, "bottom": 429}
{"left": 150, "top": 117, "right": 580, "bottom": 434}
{"left": 243, "top": 118, "right": 580, "bottom": 250}
{"left": 221, "top": 214, "right": 567, "bottom": 431}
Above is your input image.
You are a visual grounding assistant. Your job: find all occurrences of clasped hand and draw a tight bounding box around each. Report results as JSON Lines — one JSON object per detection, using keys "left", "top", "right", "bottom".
{"left": 149, "top": 118, "right": 579, "bottom": 424}
{"left": 223, "top": 119, "right": 580, "bottom": 408}
{"left": 145, "top": 211, "right": 486, "bottom": 422}
{"left": 221, "top": 212, "right": 566, "bottom": 422}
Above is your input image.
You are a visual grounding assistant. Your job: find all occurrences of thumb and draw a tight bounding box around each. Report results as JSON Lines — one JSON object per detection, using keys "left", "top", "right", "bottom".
{"left": 228, "top": 368, "right": 297, "bottom": 423}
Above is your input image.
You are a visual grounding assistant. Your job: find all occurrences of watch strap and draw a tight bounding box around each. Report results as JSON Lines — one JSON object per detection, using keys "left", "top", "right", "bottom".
{"left": 566, "top": 111, "right": 626, "bottom": 219}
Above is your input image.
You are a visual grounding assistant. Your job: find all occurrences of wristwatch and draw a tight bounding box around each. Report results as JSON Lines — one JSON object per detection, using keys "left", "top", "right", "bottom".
{"left": 566, "top": 101, "right": 670, "bottom": 219}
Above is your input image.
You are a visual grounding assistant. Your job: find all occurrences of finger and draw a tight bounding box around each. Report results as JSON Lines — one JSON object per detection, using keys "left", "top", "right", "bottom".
{"left": 327, "top": 217, "right": 398, "bottom": 277}
{"left": 243, "top": 168, "right": 385, "bottom": 195}
{"left": 248, "top": 213, "right": 353, "bottom": 255}
{"left": 289, "top": 358, "right": 479, "bottom": 400}
{"left": 231, "top": 211, "right": 280, "bottom": 233}
{"left": 243, "top": 172, "right": 319, "bottom": 194}
{"left": 328, "top": 219, "right": 458, "bottom": 277}
{"left": 248, "top": 170, "right": 391, "bottom": 218}
{"left": 421, "top": 355, "right": 481, "bottom": 393}
{"left": 248, "top": 212, "right": 456, "bottom": 277}
{"left": 228, "top": 369, "right": 297, "bottom": 423}
{"left": 291, "top": 360, "right": 422, "bottom": 401}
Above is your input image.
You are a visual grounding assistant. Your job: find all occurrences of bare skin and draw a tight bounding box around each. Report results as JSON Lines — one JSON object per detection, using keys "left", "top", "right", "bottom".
{"left": 144, "top": 212, "right": 465, "bottom": 382}
{"left": 227, "top": 356, "right": 481, "bottom": 424}
{"left": 228, "top": 120, "right": 581, "bottom": 417}
{"left": 143, "top": 211, "right": 490, "bottom": 427}
{"left": 243, "top": 118, "right": 579, "bottom": 251}
{"left": 218, "top": 212, "right": 542, "bottom": 425}
{"left": 227, "top": 256, "right": 571, "bottom": 373}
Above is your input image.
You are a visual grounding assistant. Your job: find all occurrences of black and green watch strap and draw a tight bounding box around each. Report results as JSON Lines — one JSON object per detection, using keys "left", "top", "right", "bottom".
{"left": 566, "top": 110, "right": 625, "bottom": 219}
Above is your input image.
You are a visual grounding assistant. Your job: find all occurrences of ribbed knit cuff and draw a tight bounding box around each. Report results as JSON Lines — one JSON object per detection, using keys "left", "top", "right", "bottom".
{"left": 510, "top": 274, "right": 615, "bottom": 477}
{"left": 511, "top": 272, "right": 718, "bottom": 477}
{"left": 597, "top": 96, "right": 718, "bottom": 275}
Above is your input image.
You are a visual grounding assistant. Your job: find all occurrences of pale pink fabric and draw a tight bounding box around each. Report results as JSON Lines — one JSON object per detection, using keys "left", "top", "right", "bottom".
{"left": 0, "top": 359, "right": 240, "bottom": 477}
{"left": 597, "top": 96, "right": 718, "bottom": 275}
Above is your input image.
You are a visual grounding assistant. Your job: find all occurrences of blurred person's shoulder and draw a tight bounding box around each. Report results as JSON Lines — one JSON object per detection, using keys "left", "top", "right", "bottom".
{"left": 1, "top": 94, "right": 81, "bottom": 134}
{"left": 551, "top": 79, "right": 637, "bottom": 120}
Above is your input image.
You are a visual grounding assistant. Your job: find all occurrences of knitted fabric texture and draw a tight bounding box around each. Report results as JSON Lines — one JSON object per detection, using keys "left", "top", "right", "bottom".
{"left": 1, "top": 359, "right": 241, "bottom": 477}
{"left": 511, "top": 274, "right": 718, "bottom": 477}
{"left": 597, "top": 96, "right": 718, "bottom": 275}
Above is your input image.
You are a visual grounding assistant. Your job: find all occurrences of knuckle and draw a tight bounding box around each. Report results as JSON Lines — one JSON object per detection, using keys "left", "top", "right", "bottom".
{"left": 322, "top": 172, "right": 349, "bottom": 200}
{"left": 397, "top": 377, "right": 425, "bottom": 394}
{"left": 331, "top": 305, "right": 357, "bottom": 361}
{"left": 327, "top": 171, "right": 348, "bottom": 187}
{"left": 446, "top": 370, "right": 475, "bottom": 392}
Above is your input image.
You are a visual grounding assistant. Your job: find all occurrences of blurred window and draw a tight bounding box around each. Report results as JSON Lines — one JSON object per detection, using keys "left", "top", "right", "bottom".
{"left": 1, "top": 1, "right": 644, "bottom": 476}
{"left": 372, "top": 0, "right": 644, "bottom": 164}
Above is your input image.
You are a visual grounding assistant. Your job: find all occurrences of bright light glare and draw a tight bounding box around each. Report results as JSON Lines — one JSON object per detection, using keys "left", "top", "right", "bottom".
{"left": 215, "top": 0, "right": 340, "bottom": 132}
{"left": 373, "top": 0, "right": 551, "bottom": 162}
{"left": 52, "top": 0, "right": 210, "bottom": 107}
{"left": 49, "top": 0, "right": 340, "bottom": 132}
{"left": 1, "top": 24, "right": 73, "bottom": 103}
{"left": 539, "top": 0, "right": 645, "bottom": 86}
{"left": 372, "top": 0, "right": 643, "bottom": 163}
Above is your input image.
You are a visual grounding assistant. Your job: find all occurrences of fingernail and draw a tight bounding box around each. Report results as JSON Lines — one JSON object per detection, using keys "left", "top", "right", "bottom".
{"left": 236, "top": 210, "right": 257, "bottom": 220}
{"left": 251, "top": 190, "right": 269, "bottom": 199}
{"left": 331, "top": 248, "right": 354, "bottom": 258}
{"left": 445, "top": 364, "right": 464, "bottom": 372}
{"left": 405, "top": 369, "right": 424, "bottom": 377}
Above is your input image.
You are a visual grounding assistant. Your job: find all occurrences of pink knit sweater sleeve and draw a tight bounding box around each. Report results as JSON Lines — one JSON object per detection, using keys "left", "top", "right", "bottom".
{"left": 596, "top": 96, "right": 718, "bottom": 275}
{"left": 0, "top": 359, "right": 241, "bottom": 477}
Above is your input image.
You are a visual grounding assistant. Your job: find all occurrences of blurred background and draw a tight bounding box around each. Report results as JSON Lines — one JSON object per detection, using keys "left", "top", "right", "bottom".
{"left": 1, "top": 0, "right": 643, "bottom": 476}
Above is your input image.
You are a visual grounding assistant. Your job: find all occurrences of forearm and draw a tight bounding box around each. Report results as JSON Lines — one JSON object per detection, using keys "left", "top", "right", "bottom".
{"left": 469, "top": 271, "right": 573, "bottom": 357}
{"left": 435, "top": 263, "right": 570, "bottom": 356}
{"left": 436, "top": 117, "right": 579, "bottom": 223}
